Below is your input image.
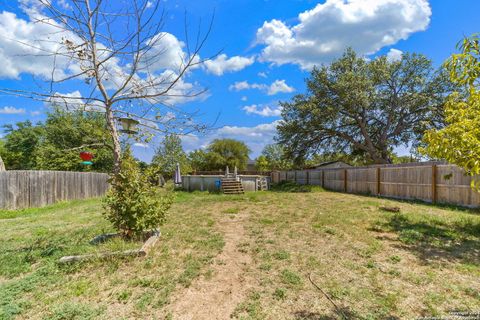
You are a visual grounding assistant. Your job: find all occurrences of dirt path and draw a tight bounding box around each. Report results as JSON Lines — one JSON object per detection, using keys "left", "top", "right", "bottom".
{"left": 167, "top": 212, "right": 253, "bottom": 319}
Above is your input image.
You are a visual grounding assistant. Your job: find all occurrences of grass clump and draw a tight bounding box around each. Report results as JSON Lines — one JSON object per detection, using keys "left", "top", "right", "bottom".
{"left": 46, "top": 302, "right": 104, "bottom": 320}
{"left": 231, "top": 291, "right": 265, "bottom": 320}
{"left": 223, "top": 207, "right": 241, "bottom": 214}
{"left": 272, "top": 250, "right": 290, "bottom": 260}
{"left": 280, "top": 269, "right": 302, "bottom": 286}
{"left": 273, "top": 288, "right": 286, "bottom": 300}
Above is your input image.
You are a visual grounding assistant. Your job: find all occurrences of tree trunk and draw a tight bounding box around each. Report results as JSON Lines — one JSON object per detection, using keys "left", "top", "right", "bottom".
{"left": 373, "top": 158, "right": 391, "bottom": 165}
{"left": 105, "top": 105, "right": 122, "bottom": 175}
{"left": 369, "top": 149, "right": 392, "bottom": 165}
{"left": 0, "top": 155, "right": 5, "bottom": 172}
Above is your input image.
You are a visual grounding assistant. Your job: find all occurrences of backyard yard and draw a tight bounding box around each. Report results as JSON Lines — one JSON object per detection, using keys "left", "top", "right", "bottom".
{"left": 1, "top": 189, "right": 479, "bottom": 319}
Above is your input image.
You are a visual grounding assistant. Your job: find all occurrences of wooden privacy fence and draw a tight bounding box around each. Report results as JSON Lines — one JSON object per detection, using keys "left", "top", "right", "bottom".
{"left": 271, "top": 162, "right": 480, "bottom": 208}
{"left": 0, "top": 171, "right": 109, "bottom": 210}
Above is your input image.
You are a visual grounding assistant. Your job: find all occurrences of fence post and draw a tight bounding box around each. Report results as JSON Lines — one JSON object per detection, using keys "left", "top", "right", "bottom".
{"left": 377, "top": 167, "right": 381, "bottom": 195}
{"left": 344, "top": 169, "right": 348, "bottom": 192}
{"left": 432, "top": 164, "right": 437, "bottom": 204}
{"left": 322, "top": 170, "right": 325, "bottom": 188}
{"left": 306, "top": 170, "right": 310, "bottom": 185}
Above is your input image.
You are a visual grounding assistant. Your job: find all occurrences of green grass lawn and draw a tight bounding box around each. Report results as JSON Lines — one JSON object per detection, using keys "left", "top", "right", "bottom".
{"left": 1, "top": 190, "right": 479, "bottom": 319}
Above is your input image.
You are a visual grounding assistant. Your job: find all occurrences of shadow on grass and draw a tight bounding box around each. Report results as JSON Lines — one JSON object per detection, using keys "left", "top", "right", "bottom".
{"left": 270, "top": 181, "right": 325, "bottom": 193}
{"left": 381, "top": 197, "right": 480, "bottom": 216}
{"left": 375, "top": 213, "right": 480, "bottom": 264}
{"left": 310, "top": 186, "right": 480, "bottom": 217}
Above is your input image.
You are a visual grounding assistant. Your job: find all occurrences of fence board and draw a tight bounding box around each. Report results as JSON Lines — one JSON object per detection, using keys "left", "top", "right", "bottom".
{"left": 347, "top": 168, "right": 377, "bottom": 195}
{"left": 0, "top": 171, "right": 109, "bottom": 210}
{"left": 324, "top": 170, "right": 344, "bottom": 191}
{"left": 272, "top": 162, "right": 480, "bottom": 207}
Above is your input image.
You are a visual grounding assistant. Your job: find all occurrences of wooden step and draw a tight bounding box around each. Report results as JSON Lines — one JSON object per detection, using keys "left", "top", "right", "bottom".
{"left": 220, "top": 179, "right": 244, "bottom": 194}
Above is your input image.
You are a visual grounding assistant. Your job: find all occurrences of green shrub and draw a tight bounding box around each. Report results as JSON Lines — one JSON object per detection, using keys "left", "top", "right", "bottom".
{"left": 103, "top": 151, "right": 173, "bottom": 238}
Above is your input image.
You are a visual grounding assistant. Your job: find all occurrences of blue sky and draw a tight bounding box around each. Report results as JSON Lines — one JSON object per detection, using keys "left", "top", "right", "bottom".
{"left": 0, "top": 0, "right": 479, "bottom": 162}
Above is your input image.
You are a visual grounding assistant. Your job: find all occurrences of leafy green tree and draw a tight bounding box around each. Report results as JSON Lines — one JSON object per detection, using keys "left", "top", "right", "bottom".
{"left": 255, "top": 155, "right": 270, "bottom": 172}
{"left": 103, "top": 149, "right": 173, "bottom": 238}
{"left": 277, "top": 48, "right": 453, "bottom": 165}
{"left": 391, "top": 154, "right": 417, "bottom": 164}
{"left": 422, "top": 35, "right": 480, "bottom": 179}
{"left": 306, "top": 152, "right": 359, "bottom": 167}
{"left": 35, "top": 109, "right": 113, "bottom": 172}
{"left": 188, "top": 149, "right": 209, "bottom": 172}
{"left": 205, "top": 139, "right": 250, "bottom": 170}
{"left": 1, "top": 110, "right": 113, "bottom": 172}
{"left": 261, "top": 144, "right": 293, "bottom": 170}
{"left": 2, "top": 121, "right": 44, "bottom": 170}
{"left": 151, "top": 134, "right": 191, "bottom": 179}
{"left": 0, "top": 140, "right": 6, "bottom": 171}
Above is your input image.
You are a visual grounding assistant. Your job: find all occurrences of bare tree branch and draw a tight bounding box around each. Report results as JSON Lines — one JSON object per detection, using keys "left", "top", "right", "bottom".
{"left": 1, "top": 0, "right": 217, "bottom": 174}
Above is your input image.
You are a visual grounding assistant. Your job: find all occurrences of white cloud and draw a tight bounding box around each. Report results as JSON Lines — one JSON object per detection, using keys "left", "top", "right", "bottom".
{"left": 140, "top": 32, "right": 191, "bottom": 73}
{"left": 0, "top": 106, "right": 26, "bottom": 114}
{"left": 0, "top": 11, "right": 72, "bottom": 80}
{"left": 57, "top": 0, "right": 71, "bottom": 10}
{"left": 46, "top": 90, "right": 106, "bottom": 111}
{"left": 146, "top": 1, "right": 153, "bottom": 9}
{"left": 243, "top": 104, "right": 282, "bottom": 117}
{"left": 229, "top": 81, "right": 252, "bottom": 91}
{"left": 30, "top": 110, "right": 42, "bottom": 116}
{"left": 386, "top": 48, "right": 403, "bottom": 62}
{"left": 204, "top": 54, "right": 255, "bottom": 76}
{"left": 133, "top": 143, "right": 149, "bottom": 148}
{"left": 258, "top": 72, "right": 268, "bottom": 78}
{"left": 241, "top": 96, "right": 248, "bottom": 102}
{"left": 267, "top": 80, "right": 295, "bottom": 95}
{"left": 181, "top": 121, "right": 281, "bottom": 157}
{"left": 229, "top": 79, "right": 294, "bottom": 96}
{"left": 141, "top": 69, "right": 209, "bottom": 106}
{"left": 180, "top": 134, "right": 202, "bottom": 148}
{"left": 0, "top": 8, "right": 205, "bottom": 106}
{"left": 256, "top": 0, "right": 431, "bottom": 69}
{"left": 47, "top": 90, "right": 85, "bottom": 110}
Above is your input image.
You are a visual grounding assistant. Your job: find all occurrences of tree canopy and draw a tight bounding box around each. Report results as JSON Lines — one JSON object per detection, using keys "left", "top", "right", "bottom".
{"left": 0, "top": 140, "right": 7, "bottom": 171}
{"left": 0, "top": 109, "right": 113, "bottom": 172}
{"left": 206, "top": 139, "right": 250, "bottom": 171}
{"left": 2, "top": 121, "right": 44, "bottom": 170}
{"left": 254, "top": 155, "right": 270, "bottom": 172}
{"left": 258, "top": 144, "right": 293, "bottom": 171}
{"left": 36, "top": 110, "right": 114, "bottom": 172}
{"left": 187, "top": 139, "right": 250, "bottom": 171}
{"left": 277, "top": 48, "right": 453, "bottom": 165}
{"left": 188, "top": 149, "right": 209, "bottom": 172}
{"left": 151, "top": 134, "right": 191, "bottom": 179}
{"left": 422, "top": 35, "right": 480, "bottom": 180}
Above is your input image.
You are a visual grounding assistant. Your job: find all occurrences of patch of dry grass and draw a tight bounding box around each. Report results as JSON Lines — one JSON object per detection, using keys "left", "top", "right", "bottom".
{"left": 1, "top": 190, "right": 479, "bottom": 319}
{"left": 239, "top": 191, "right": 480, "bottom": 319}
{"left": 0, "top": 195, "right": 224, "bottom": 319}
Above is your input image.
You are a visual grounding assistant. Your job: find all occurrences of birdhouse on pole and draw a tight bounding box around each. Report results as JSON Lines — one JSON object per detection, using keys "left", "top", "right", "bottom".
{"left": 118, "top": 117, "right": 140, "bottom": 134}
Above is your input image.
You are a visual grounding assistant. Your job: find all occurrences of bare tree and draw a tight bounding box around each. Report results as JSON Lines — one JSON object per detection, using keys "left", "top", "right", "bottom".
{"left": 0, "top": 155, "right": 5, "bottom": 172}
{"left": 1, "top": 0, "right": 215, "bottom": 174}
